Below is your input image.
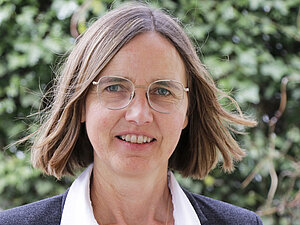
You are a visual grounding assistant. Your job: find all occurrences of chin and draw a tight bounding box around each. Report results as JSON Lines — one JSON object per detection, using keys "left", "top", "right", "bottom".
{"left": 113, "top": 157, "right": 155, "bottom": 177}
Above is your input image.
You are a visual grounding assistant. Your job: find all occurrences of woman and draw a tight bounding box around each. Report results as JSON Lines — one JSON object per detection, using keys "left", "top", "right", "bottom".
{"left": 0, "top": 3, "right": 263, "bottom": 225}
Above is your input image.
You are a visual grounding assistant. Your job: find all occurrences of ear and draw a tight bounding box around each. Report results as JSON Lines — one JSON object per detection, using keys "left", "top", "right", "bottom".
{"left": 182, "top": 115, "right": 188, "bottom": 129}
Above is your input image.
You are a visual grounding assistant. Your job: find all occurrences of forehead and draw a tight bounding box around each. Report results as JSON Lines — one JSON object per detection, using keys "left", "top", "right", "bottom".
{"left": 99, "top": 32, "right": 186, "bottom": 84}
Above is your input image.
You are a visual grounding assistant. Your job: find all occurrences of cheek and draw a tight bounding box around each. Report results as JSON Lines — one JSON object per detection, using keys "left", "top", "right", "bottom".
{"left": 85, "top": 106, "right": 98, "bottom": 128}
{"left": 85, "top": 98, "right": 110, "bottom": 127}
{"left": 84, "top": 105, "right": 110, "bottom": 146}
{"left": 178, "top": 106, "right": 188, "bottom": 130}
{"left": 85, "top": 112, "right": 101, "bottom": 148}
{"left": 161, "top": 112, "right": 187, "bottom": 148}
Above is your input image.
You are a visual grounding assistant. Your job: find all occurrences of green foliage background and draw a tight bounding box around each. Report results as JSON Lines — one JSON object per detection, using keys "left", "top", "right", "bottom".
{"left": 0, "top": 0, "right": 300, "bottom": 224}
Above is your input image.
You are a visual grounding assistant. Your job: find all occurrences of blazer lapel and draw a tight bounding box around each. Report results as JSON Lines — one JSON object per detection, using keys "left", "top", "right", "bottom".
{"left": 182, "top": 188, "right": 208, "bottom": 224}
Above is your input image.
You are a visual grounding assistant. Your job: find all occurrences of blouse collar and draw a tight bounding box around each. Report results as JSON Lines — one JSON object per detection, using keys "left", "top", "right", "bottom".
{"left": 60, "top": 164, "right": 201, "bottom": 225}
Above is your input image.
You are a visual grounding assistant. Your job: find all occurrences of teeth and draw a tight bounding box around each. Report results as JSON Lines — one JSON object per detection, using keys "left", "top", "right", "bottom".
{"left": 120, "top": 134, "right": 154, "bottom": 144}
{"left": 131, "top": 135, "right": 137, "bottom": 143}
{"left": 125, "top": 135, "right": 130, "bottom": 142}
{"left": 137, "top": 136, "right": 143, "bottom": 144}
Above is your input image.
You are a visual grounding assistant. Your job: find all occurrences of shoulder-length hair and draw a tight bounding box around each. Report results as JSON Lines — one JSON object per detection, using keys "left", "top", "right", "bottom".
{"left": 30, "top": 2, "right": 256, "bottom": 179}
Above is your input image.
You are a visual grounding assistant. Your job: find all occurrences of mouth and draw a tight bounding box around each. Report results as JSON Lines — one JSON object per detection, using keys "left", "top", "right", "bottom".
{"left": 117, "top": 134, "right": 156, "bottom": 144}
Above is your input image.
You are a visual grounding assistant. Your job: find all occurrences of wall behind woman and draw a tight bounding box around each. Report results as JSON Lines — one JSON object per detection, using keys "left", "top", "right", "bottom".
{"left": 0, "top": 0, "right": 299, "bottom": 224}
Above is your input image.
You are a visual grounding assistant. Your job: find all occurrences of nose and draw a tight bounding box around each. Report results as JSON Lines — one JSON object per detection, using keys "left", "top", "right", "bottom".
{"left": 125, "top": 91, "right": 153, "bottom": 126}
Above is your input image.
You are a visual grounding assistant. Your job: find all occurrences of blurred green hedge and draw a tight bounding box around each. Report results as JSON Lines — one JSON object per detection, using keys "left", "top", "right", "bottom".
{"left": 1, "top": 0, "right": 300, "bottom": 224}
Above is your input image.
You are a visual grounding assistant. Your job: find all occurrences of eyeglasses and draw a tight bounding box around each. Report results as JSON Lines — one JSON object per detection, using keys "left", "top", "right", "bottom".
{"left": 92, "top": 76, "right": 189, "bottom": 114}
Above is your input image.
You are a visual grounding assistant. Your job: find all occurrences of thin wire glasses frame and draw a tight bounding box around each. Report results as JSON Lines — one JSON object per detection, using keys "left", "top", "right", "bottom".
{"left": 92, "top": 76, "right": 189, "bottom": 114}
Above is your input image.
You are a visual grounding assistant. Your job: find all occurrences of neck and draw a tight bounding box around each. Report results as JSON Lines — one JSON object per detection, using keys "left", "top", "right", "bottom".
{"left": 90, "top": 163, "right": 172, "bottom": 225}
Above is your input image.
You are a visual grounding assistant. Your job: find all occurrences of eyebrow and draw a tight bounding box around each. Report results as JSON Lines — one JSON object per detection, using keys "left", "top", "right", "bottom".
{"left": 102, "top": 75, "right": 181, "bottom": 87}
{"left": 102, "top": 76, "right": 129, "bottom": 82}
{"left": 155, "top": 80, "right": 181, "bottom": 88}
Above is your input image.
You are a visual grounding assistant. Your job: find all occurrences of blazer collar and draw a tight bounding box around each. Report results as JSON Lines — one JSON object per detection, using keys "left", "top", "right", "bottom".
{"left": 182, "top": 188, "right": 208, "bottom": 224}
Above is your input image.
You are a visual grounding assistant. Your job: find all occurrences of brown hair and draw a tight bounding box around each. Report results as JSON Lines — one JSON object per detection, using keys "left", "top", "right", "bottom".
{"left": 29, "top": 2, "right": 256, "bottom": 179}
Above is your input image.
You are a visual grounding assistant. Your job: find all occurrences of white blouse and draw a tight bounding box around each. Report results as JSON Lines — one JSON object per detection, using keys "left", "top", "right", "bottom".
{"left": 60, "top": 164, "right": 201, "bottom": 225}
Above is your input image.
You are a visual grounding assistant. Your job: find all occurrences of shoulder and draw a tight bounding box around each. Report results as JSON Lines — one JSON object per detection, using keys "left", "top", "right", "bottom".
{"left": 0, "top": 190, "right": 68, "bottom": 225}
{"left": 183, "top": 189, "right": 263, "bottom": 225}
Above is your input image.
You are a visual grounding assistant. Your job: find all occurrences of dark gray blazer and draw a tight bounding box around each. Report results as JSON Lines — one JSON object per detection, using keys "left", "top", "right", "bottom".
{"left": 0, "top": 188, "right": 263, "bottom": 225}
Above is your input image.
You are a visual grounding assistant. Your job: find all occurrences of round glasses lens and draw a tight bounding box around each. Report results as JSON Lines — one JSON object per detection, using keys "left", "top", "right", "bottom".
{"left": 148, "top": 80, "right": 184, "bottom": 113}
{"left": 98, "top": 77, "right": 133, "bottom": 109}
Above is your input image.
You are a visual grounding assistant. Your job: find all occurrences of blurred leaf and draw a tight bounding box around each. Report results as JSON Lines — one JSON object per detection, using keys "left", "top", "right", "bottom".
{"left": 51, "top": 0, "right": 78, "bottom": 20}
{"left": 238, "top": 49, "right": 258, "bottom": 76}
{"left": 204, "top": 175, "right": 215, "bottom": 187}
{"left": 0, "top": 4, "right": 15, "bottom": 25}
{"left": 287, "top": 127, "right": 300, "bottom": 142}
{"left": 15, "top": 6, "right": 37, "bottom": 27}
{"left": 261, "top": 60, "right": 288, "bottom": 81}
{"left": 236, "top": 82, "right": 260, "bottom": 104}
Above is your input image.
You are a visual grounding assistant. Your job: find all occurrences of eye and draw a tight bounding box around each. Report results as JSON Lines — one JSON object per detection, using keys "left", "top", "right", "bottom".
{"left": 155, "top": 88, "right": 171, "bottom": 96}
{"left": 105, "top": 84, "right": 122, "bottom": 92}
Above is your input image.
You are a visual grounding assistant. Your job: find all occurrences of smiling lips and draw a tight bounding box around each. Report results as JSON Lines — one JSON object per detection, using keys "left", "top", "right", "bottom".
{"left": 118, "top": 134, "right": 155, "bottom": 144}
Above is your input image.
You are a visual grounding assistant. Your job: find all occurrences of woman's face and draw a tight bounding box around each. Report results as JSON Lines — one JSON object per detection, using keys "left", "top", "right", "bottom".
{"left": 82, "top": 32, "right": 188, "bottom": 177}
